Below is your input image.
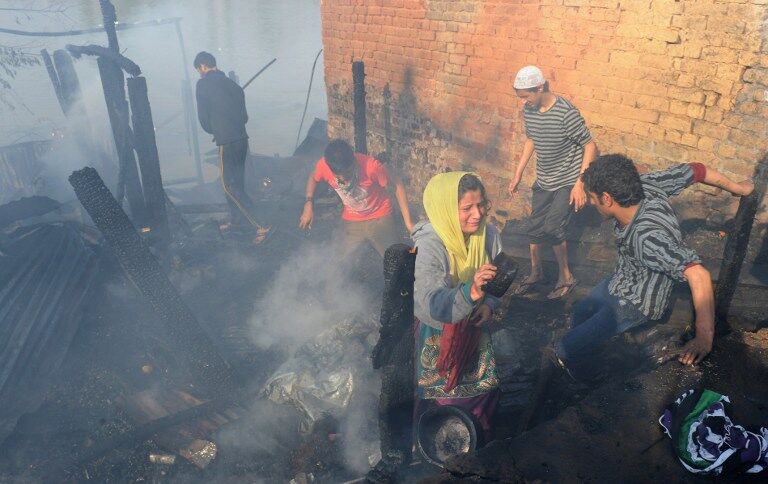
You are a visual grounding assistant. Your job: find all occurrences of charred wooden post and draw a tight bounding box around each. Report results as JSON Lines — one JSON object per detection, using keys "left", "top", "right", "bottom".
{"left": 41, "top": 49, "right": 64, "bottom": 110}
{"left": 99, "top": 0, "right": 120, "bottom": 53}
{"left": 96, "top": 56, "right": 146, "bottom": 224}
{"left": 67, "top": 44, "right": 141, "bottom": 76}
{"left": 368, "top": 244, "right": 416, "bottom": 482}
{"left": 714, "top": 153, "right": 768, "bottom": 331}
{"left": 382, "top": 84, "right": 393, "bottom": 160}
{"left": 352, "top": 61, "right": 368, "bottom": 154}
{"left": 52, "top": 50, "right": 86, "bottom": 117}
{"left": 127, "top": 76, "right": 171, "bottom": 246}
{"left": 68, "top": 167, "right": 240, "bottom": 395}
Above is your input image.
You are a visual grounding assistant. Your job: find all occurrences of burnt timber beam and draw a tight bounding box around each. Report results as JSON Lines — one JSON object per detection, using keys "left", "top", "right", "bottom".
{"left": 368, "top": 244, "right": 416, "bottom": 481}
{"left": 714, "top": 153, "right": 768, "bottom": 331}
{"left": 68, "top": 167, "right": 240, "bottom": 395}
{"left": 40, "top": 49, "right": 64, "bottom": 110}
{"left": 127, "top": 76, "right": 170, "bottom": 247}
{"left": 66, "top": 44, "right": 141, "bottom": 77}
{"left": 96, "top": 56, "right": 146, "bottom": 224}
{"left": 352, "top": 61, "right": 367, "bottom": 155}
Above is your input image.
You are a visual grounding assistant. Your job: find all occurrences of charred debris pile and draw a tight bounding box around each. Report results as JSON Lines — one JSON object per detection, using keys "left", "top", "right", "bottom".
{"left": 0, "top": 127, "right": 398, "bottom": 482}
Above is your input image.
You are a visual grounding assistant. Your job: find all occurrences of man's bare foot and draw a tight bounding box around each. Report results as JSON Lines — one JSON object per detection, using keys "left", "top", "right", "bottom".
{"left": 733, "top": 180, "right": 755, "bottom": 197}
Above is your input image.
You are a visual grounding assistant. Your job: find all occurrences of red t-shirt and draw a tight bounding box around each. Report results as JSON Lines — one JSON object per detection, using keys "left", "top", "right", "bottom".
{"left": 313, "top": 153, "right": 393, "bottom": 221}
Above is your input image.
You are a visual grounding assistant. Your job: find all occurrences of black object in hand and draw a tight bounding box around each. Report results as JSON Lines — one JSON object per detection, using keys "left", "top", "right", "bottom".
{"left": 482, "top": 252, "right": 518, "bottom": 298}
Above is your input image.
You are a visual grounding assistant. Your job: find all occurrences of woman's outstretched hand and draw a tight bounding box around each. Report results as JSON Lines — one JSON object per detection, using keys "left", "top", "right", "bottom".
{"left": 470, "top": 263, "right": 497, "bottom": 301}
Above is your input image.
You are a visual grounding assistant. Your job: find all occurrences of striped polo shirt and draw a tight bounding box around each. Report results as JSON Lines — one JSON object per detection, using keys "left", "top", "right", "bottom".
{"left": 608, "top": 163, "right": 702, "bottom": 320}
{"left": 523, "top": 96, "right": 593, "bottom": 191}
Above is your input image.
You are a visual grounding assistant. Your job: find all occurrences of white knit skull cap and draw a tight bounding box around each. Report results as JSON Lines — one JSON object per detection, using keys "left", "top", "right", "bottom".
{"left": 513, "top": 65, "right": 546, "bottom": 89}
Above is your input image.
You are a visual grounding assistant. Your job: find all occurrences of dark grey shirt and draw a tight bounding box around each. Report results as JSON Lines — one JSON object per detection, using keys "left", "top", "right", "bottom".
{"left": 523, "top": 96, "right": 593, "bottom": 191}
{"left": 608, "top": 163, "right": 702, "bottom": 319}
{"left": 195, "top": 70, "right": 248, "bottom": 146}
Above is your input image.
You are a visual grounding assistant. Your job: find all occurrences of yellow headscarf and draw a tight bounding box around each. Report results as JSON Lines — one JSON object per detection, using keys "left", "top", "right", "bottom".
{"left": 423, "top": 171, "right": 488, "bottom": 285}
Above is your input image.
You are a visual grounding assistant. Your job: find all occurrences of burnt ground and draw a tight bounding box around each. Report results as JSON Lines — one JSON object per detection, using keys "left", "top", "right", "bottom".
{"left": 2, "top": 157, "right": 768, "bottom": 482}
{"left": 421, "top": 222, "right": 768, "bottom": 482}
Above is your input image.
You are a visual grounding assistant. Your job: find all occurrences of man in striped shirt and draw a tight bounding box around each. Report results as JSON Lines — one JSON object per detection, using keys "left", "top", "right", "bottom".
{"left": 554, "top": 154, "right": 754, "bottom": 381}
{"left": 509, "top": 66, "right": 597, "bottom": 299}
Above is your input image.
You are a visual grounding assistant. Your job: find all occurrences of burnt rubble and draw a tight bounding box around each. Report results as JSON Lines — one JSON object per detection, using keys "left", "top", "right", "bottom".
{"left": 1, "top": 147, "right": 767, "bottom": 482}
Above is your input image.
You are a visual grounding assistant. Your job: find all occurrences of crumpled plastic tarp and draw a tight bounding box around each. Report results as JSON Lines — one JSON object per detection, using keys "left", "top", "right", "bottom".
{"left": 262, "top": 317, "right": 378, "bottom": 434}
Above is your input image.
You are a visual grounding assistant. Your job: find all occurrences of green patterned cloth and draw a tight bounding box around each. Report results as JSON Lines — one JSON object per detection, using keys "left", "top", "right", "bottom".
{"left": 416, "top": 321, "right": 498, "bottom": 400}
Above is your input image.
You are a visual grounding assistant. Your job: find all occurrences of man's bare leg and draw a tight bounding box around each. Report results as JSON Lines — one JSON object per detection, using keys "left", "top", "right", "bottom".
{"left": 701, "top": 167, "right": 754, "bottom": 196}
{"left": 520, "top": 243, "right": 544, "bottom": 285}
{"left": 548, "top": 240, "right": 577, "bottom": 299}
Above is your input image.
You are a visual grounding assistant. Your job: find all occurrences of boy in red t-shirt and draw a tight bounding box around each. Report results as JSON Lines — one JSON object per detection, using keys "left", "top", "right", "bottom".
{"left": 299, "top": 139, "right": 414, "bottom": 255}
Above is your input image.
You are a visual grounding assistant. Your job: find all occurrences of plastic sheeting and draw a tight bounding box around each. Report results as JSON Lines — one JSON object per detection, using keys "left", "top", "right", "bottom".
{"left": 262, "top": 317, "right": 378, "bottom": 434}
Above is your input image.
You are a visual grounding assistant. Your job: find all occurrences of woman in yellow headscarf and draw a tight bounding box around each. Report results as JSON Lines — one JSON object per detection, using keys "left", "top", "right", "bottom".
{"left": 412, "top": 172, "right": 502, "bottom": 436}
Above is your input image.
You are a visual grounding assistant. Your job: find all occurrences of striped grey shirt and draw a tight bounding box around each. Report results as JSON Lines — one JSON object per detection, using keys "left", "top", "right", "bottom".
{"left": 523, "top": 96, "right": 593, "bottom": 191}
{"left": 608, "top": 163, "right": 702, "bottom": 320}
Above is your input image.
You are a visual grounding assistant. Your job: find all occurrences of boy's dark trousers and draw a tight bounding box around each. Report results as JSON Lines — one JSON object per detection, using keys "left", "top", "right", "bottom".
{"left": 219, "top": 138, "right": 260, "bottom": 231}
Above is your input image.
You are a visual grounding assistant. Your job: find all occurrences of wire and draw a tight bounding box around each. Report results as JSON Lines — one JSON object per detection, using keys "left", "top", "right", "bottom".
{"left": 294, "top": 48, "right": 323, "bottom": 153}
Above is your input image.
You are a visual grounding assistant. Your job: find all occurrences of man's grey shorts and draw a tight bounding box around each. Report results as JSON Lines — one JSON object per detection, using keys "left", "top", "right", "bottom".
{"left": 525, "top": 183, "right": 573, "bottom": 246}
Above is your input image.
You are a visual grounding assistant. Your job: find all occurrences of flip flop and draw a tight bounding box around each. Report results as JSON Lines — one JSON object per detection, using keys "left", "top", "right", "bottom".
{"left": 546, "top": 278, "right": 578, "bottom": 300}
{"left": 513, "top": 276, "right": 546, "bottom": 296}
{"left": 251, "top": 225, "right": 273, "bottom": 246}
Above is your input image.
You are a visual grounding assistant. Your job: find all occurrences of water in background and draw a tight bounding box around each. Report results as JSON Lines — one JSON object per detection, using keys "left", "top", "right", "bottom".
{"left": 0, "top": 0, "right": 327, "bottom": 182}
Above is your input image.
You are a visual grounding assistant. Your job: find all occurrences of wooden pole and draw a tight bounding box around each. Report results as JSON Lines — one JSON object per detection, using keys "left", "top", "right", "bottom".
{"left": 97, "top": 56, "right": 145, "bottom": 223}
{"left": 127, "top": 76, "right": 170, "bottom": 247}
{"left": 714, "top": 153, "right": 768, "bottom": 331}
{"left": 352, "top": 61, "right": 367, "bottom": 154}
{"left": 98, "top": 0, "right": 120, "bottom": 53}
{"left": 40, "top": 49, "right": 65, "bottom": 110}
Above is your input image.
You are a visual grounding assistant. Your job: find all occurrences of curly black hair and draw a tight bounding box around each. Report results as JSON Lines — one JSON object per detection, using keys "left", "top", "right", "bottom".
{"left": 581, "top": 154, "right": 644, "bottom": 207}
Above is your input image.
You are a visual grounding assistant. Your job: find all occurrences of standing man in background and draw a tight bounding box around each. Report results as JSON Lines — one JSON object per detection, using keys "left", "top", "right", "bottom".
{"left": 194, "top": 51, "right": 271, "bottom": 244}
{"left": 508, "top": 65, "right": 597, "bottom": 299}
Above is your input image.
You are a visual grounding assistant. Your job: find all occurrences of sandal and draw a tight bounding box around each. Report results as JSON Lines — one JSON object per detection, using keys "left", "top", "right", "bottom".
{"left": 546, "top": 278, "right": 578, "bottom": 300}
{"left": 513, "top": 275, "right": 546, "bottom": 296}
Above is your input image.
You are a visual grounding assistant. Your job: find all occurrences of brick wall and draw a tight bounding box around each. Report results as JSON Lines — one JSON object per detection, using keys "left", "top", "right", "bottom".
{"left": 320, "top": 0, "right": 768, "bottom": 259}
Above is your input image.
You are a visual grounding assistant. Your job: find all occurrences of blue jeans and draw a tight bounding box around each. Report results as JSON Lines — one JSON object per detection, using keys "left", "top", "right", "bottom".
{"left": 557, "top": 278, "right": 648, "bottom": 380}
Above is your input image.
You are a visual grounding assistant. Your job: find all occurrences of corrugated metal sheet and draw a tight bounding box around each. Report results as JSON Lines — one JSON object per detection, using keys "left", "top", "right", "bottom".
{"left": 0, "top": 141, "right": 51, "bottom": 205}
{"left": 0, "top": 222, "right": 101, "bottom": 441}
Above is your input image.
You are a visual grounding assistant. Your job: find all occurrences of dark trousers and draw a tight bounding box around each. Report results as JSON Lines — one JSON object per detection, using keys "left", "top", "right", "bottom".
{"left": 219, "top": 138, "right": 261, "bottom": 230}
{"left": 557, "top": 278, "right": 647, "bottom": 380}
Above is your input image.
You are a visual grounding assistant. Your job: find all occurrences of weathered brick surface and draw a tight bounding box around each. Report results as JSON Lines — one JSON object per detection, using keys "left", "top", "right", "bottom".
{"left": 320, "top": 0, "right": 768, "bottom": 261}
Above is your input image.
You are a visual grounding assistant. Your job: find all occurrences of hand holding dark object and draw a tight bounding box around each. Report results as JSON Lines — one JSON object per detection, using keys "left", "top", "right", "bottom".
{"left": 470, "top": 264, "right": 497, "bottom": 301}
{"left": 481, "top": 252, "right": 519, "bottom": 298}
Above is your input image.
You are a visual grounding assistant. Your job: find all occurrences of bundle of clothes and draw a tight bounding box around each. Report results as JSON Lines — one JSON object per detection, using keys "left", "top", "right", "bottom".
{"left": 659, "top": 388, "right": 768, "bottom": 476}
